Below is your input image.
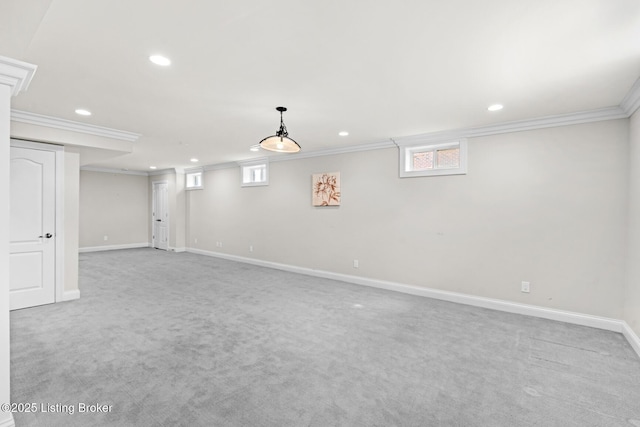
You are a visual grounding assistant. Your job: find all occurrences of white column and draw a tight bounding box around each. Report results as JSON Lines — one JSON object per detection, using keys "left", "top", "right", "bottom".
{"left": 0, "top": 56, "right": 37, "bottom": 427}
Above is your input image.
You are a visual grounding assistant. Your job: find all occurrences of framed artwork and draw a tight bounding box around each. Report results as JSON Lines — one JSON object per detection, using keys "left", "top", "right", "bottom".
{"left": 312, "top": 172, "right": 341, "bottom": 206}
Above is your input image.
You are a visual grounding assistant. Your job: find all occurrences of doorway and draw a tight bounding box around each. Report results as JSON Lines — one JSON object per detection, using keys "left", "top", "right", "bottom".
{"left": 152, "top": 181, "right": 169, "bottom": 250}
{"left": 9, "top": 141, "right": 63, "bottom": 310}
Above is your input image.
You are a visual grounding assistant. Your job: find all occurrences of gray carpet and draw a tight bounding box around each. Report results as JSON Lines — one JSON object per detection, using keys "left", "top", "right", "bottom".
{"left": 9, "top": 248, "right": 640, "bottom": 426}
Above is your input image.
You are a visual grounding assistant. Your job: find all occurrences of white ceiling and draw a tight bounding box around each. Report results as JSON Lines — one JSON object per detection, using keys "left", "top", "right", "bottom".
{"left": 2, "top": 0, "right": 640, "bottom": 171}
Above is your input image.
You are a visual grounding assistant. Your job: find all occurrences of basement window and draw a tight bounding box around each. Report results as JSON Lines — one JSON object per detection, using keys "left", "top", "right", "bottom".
{"left": 186, "top": 169, "right": 203, "bottom": 190}
{"left": 399, "top": 139, "right": 467, "bottom": 178}
{"left": 240, "top": 158, "right": 269, "bottom": 187}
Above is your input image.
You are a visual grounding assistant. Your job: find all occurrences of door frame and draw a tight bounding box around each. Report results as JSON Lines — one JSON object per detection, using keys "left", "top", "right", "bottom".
{"left": 151, "top": 179, "right": 169, "bottom": 250}
{"left": 10, "top": 139, "right": 65, "bottom": 304}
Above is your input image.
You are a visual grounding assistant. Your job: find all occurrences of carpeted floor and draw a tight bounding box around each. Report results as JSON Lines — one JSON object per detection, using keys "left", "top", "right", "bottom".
{"left": 9, "top": 248, "right": 640, "bottom": 426}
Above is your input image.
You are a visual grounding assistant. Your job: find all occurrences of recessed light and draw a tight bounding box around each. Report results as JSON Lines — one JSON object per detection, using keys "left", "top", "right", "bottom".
{"left": 75, "top": 109, "right": 91, "bottom": 116}
{"left": 149, "top": 166, "right": 157, "bottom": 170}
{"left": 190, "top": 158, "right": 199, "bottom": 163}
{"left": 149, "top": 55, "right": 171, "bottom": 66}
{"left": 249, "top": 145, "right": 260, "bottom": 152}
{"left": 488, "top": 104, "right": 504, "bottom": 112}
{"left": 338, "top": 131, "right": 349, "bottom": 136}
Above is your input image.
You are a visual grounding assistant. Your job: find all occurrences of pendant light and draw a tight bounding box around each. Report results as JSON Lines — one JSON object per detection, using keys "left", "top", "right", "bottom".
{"left": 259, "top": 106, "right": 301, "bottom": 153}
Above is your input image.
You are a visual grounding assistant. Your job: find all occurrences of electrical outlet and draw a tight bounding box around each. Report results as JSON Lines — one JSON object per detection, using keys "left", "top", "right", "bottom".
{"left": 249, "top": 245, "right": 253, "bottom": 252}
{"left": 521, "top": 281, "right": 530, "bottom": 293}
{"left": 353, "top": 260, "right": 359, "bottom": 268}
{"left": 103, "top": 235, "right": 108, "bottom": 241}
{"left": 194, "top": 238, "right": 198, "bottom": 244}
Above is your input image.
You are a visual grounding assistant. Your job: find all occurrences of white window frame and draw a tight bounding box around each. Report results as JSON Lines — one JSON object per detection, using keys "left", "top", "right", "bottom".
{"left": 185, "top": 168, "right": 203, "bottom": 190}
{"left": 399, "top": 138, "right": 467, "bottom": 178}
{"left": 239, "top": 158, "right": 269, "bottom": 187}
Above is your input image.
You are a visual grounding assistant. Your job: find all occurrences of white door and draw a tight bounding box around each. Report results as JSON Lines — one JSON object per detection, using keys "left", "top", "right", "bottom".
{"left": 152, "top": 182, "right": 169, "bottom": 250}
{"left": 10, "top": 147, "right": 56, "bottom": 310}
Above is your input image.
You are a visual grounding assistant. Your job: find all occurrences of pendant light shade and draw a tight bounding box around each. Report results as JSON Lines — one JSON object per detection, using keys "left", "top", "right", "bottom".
{"left": 259, "top": 107, "right": 301, "bottom": 153}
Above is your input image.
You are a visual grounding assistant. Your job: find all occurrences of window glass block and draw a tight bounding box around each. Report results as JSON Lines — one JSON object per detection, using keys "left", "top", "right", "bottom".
{"left": 436, "top": 148, "right": 459, "bottom": 169}
{"left": 412, "top": 151, "right": 434, "bottom": 171}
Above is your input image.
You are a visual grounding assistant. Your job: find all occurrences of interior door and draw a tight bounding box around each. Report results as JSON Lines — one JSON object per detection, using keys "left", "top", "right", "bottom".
{"left": 10, "top": 146, "right": 56, "bottom": 310}
{"left": 153, "top": 182, "right": 169, "bottom": 250}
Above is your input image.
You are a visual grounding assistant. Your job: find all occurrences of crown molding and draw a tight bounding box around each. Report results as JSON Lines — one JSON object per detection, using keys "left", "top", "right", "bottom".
{"left": 621, "top": 77, "right": 640, "bottom": 117}
{"left": 11, "top": 109, "right": 141, "bottom": 142}
{"left": 148, "top": 168, "right": 178, "bottom": 176}
{"left": 394, "top": 106, "right": 627, "bottom": 146}
{"left": 81, "top": 166, "right": 149, "bottom": 176}
{"left": 267, "top": 139, "right": 396, "bottom": 163}
{"left": 0, "top": 56, "right": 37, "bottom": 96}
{"left": 204, "top": 162, "right": 237, "bottom": 171}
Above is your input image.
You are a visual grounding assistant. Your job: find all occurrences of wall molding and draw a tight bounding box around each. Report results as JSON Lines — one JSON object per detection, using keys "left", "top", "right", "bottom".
{"left": 81, "top": 166, "right": 149, "bottom": 176}
{"left": 0, "top": 56, "right": 36, "bottom": 96}
{"left": 622, "top": 322, "right": 640, "bottom": 359}
{"left": 186, "top": 247, "right": 639, "bottom": 357}
{"left": 0, "top": 414, "right": 15, "bottom": 427}
{"left": 393, "top": 107, "right": 628, "bottom": 146}
{"left": 621, "top": 76, "right": 640, "bottom": 117}
{"left": 11, "top": 110, "right": 141, "bottom": 142}
{"left": 79, "top": 243, "right": 150, "bottom": 253}
{"left": 169, "top": 247, "right": 186, "bottom": 253}
{"left": 62, "top": 289, "right": 80, "bottom": 302}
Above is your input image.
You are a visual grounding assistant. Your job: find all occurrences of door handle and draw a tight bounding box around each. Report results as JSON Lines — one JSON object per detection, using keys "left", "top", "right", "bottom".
{"left": 156, "top": 219, "right": 162, "bottom": 222}
{"left": 39, "top": 233, "right": 53, "bottom": 238}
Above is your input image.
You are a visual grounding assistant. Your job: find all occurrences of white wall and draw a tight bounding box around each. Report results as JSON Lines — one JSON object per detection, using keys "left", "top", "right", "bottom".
{"left": 64, "top": 152, "right": 79, "bottom": 292}
{"left": 0, "top": 84, "right": 13, "bottom": 427}
{"left": 626, "top": 111, "right": 640, "bottom": 337}
{"left": 79, "top": 171, "right": 149, "bottom": 248}
{"left": 188, "top": 119, "right": 629, "bottom": 319}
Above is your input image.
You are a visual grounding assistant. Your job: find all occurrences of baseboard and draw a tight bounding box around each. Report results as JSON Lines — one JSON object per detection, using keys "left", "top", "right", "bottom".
{"left": 62, "top": 289, "right": 80, "bottom": 301}
{"left": 169, "top": 247, "right": 186, "bottom": 253}
{"left": 622, "top": 321, "right": 640, "bottom": 359}
{"left": 0, "top": 413, "right": 15, "bottom": 427}
{"left": 187, "top": 247, "right": 625, "bottom": 335}
{"left": 79, "top": 243, "right": 150, "bottom": 253}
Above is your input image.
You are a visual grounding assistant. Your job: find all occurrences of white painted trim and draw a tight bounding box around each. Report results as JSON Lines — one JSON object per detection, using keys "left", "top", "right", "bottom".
{"left": 622, "top": 322, "right": 640, "bottom": 359}
{"left": 55, "top": 149, "right": 65, "bottom": 304}
{"left": 10, "top": 110, "right": 141, "bottom": 142}
{"left": 204, "top": 162, "right": 237, "bottom": 171}
{"left": 0, "top": 413, "right": 15, "bottom": 427}
{"left": 0, "top": 56, "right": 36, "bottom": 96}
{"left": 269, "top": 139, "right": 396, "bottom": 163}
{"left": 149, "top": 168, "right": 178, "bottom": 176}
{"left": 81, "top": 166, "right": 149, "bottom": 176}
{"left": 9, "top": 138, "right": 63, "bottom": 152}
{"left": 79, "top": 243, "right": 150, "bottom": 253}
{"left": 394, "top": 107, "right": 627, "bottom": 146}
{"left": 62, "top": 289, "right": 80, "bottom": 302}
{"left": 621, "top": 77, "right": 640, "bottom": 117}
{"left": 187, "top": 248, "right": 627, "bottom": 336}
{"left": 169, "top": 247, "right": 186, "bottom": 253}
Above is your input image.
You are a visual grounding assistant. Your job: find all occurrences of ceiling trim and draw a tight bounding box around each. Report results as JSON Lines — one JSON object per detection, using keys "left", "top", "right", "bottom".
{"left": 621, "top": 77, "right": 640, "bottom": 117}
{"left": 268, "top": 139, "right": 397, "bottom": 163}
{"left": 204, "top": 162, "right": 237, "bottom": 171}
{"left": 11, "top": 109, "right": 142, "bottom": 142}
{"left": 0, "top": 56, "right": 37, "bottom": 96}
{"left": 393, "top": 106, "right": 627, "bottom": 146}
{"left": 81, "top": 166, "right": 149, "bottom": 176}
